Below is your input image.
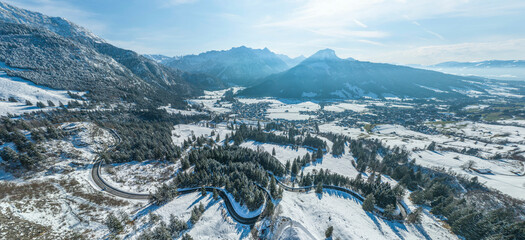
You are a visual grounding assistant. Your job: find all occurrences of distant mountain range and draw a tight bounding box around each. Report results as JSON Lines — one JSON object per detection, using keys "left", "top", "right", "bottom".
{"left": 0, "top": 1, "right": 206, "bottom": 107}
{"left": 409, "top": 60, "right": 525, "bottom": 81}
{"left": 430, "top": 60, "right": 525, "bottom": 68}
{"left": 0, "top": 1, "right": 522, "bottom": 105}
{"left": 239, "top": 49, "right": 512, "bottom": 100}
{"left": 155, "top": 46, "right": 305, "bottom": 86}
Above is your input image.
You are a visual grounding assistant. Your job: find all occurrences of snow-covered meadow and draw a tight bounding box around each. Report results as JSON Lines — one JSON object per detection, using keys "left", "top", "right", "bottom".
{"left": 0, "top": 71, "right": 85, "bottom": 116}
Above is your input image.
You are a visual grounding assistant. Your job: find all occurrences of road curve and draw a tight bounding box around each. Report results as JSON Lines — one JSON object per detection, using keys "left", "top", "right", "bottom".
{"left": 90, "top": 127, "right": 270, "bottom": 225}
{"left": 91, "top": 159, "right": 269, "bottom": 224}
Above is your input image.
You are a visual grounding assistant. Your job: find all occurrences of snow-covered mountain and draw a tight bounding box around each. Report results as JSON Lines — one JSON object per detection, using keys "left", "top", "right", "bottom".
{"left": 163, "top": 46, "right": 292, "bottom": 86}
{"left": 0, "top": 2, "right": 102, "bottom": 43}
{"left": 0, "top": 1, "right": 202, "bottom": 106}
{"left": 412, "top": 60, "right": 525, "bottom": 81}
{"left": 276, "top": 54, "right": 306, "bottom": 68}
{"left": 144, "top": 54, "right": 172, "bottom": 64}
{"left": 239, "top": 49, "right": 503, "bottom": 100}
{"left": 431, "top": 60, "right": 525, "bottom": 68}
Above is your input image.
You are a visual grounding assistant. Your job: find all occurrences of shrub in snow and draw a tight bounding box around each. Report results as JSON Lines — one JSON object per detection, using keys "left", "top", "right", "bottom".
{"left": 105, "top": 213, "right": 123, "bottom": 233}
{"left": 325, "top": 225, "right": 334, "bottom": 238}
{"left": 36, "top": 101, "right": 46, "bottom": 108}
{"left": 407, "top": 207, "right": 423, "bottom": 224}
{"left": 362, "top": 194, "right": 376, "bottom": 212}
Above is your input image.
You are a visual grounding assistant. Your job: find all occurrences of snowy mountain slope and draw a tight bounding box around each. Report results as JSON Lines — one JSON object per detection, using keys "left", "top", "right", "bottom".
{"left": 277, "top": 53, "right": 306, "bottom": 68}
{"left": 143, "top": 54, "right": 172, "bottom": 64}
{"left": 0, "top": 71, "right": 83, "bottom": 115}
{"left": 409, "top": 60, "right": 525, "bottom": 81}
{"left": 432, "top": 60, "right": 525, "bottom": 68}
{"left": 164, "top": 46, "right": 291, "bottom": 86}
{"left": 239, "top": 49, "right": 514, "bottom": 100}
{"left": 0, "top": 1, "right": 102, "bottom": 43}
{"left": 0, "top": 1, "right": 201, "bottom": 106}
{"left": 274, "top": 190, "right": 458, "bottom": 240}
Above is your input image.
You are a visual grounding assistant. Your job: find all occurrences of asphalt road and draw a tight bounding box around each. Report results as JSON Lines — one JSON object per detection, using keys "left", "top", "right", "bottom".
{"left": 90, "top": 127, "right": 269, "bottom": 225}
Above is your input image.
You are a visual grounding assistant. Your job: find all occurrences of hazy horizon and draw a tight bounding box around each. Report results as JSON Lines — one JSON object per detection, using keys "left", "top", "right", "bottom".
{"left": 4, "top": 0, "right": 525, "bottom": 65}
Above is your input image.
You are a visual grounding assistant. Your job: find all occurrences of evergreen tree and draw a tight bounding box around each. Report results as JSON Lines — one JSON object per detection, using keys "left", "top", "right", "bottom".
{"left": 105, "top": 212, "right": 123, "bottom": 233}
{"left": 316, "top": 182, "right": 323, "bottom": 194}
{"left": 291, "top": 159, "right": 299, "bottom": 177}
{"left": 181, "top": 158, "right": 190, "bottom": 170}
{"left": 36, "top": 101, "right": 46, "bottom": 108}
{"left": 212, "top": 188, "right": 219, "bottom": 200}
{"left": 407, "top": 207, "right": 423, "bottom": 223}
{"left": 325, "top": 226, "right": 334, "bottom": 238}
{"left": 182, "top": 234, "right": 194, "bottom": 240}
{"left": 362, "top": 194, "right": 375, "bottom": 212}
{"left": 384, "top": 204, "right": 396, "bottom": 219}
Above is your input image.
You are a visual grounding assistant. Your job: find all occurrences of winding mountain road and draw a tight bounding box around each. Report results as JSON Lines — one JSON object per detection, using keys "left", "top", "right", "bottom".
{"left": 91, "top": 127, "right": 406, "bottom": 227}
{"left": 90, "top": 128, "right": 270, "bottom": 225}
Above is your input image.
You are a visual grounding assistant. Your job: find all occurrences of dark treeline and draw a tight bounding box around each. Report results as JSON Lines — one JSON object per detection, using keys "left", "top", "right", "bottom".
{"left": 100, "top": 121, "right": 181, "bottom": 163}
{"left": 21, "top": 107, "right": 206, "bottom": 163}
{"left": 322, "top": 132, "right": 350, "bottom": 156}
{"left": 297, "top": 169, "right": 399, "bottom": 209}
{"left": 153, "top": 145, "right": 284, "bottom": 211}
{"left": 0, "top": 117, "right": 67, "bottom": 170}
{"left": 228, "top": 123, "right": 327, "bottom": 150}
{"left": 346, "top": 137, "right": 524, "bottom": 239}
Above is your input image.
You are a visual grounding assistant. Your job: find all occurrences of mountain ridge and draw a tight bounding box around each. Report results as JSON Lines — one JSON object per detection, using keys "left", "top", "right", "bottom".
{"left": 163, "top": 46, "right": 293, "bottom": 86}
{"left": 239, "top": 49, "right": 496, "bottom": 100}
{"left": 0, "top": 1, "right": 203, "bottom": 106}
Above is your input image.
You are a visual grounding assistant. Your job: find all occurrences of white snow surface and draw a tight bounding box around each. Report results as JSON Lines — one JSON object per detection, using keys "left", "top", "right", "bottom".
{"left": 0, "top": 71, "right": 84, "bottom": 116}
{"left": 240, "top": 140, "right": 310, "bottom": 165}
{"left": 414, "top": 150, "right": 525, "bottom": 199}
{"left": 147, "top": 192, "right": 252, "bottom": 240}
{"left": 274, "top": 190, "right": 457, "bottom": 240}
{"left": 324, "top": 102, "right": 369, "bottom": 112}
{"left": 266, "top": 100, "right": 319, "bottom": 120}
{"left": 172, "top": 123, "right": 231, "bottom": 147}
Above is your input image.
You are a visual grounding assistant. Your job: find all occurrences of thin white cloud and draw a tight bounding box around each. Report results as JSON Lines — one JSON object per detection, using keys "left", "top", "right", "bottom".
{"left": 353, "top": 19, "right": 368, "bottom": 28}
{"left": 376, "top": 38, "right": 525, "bottom": 64}
{"left": 161, "top": 0, "right": 198, "bottom": 8}
{"left": 424, "top": 30, "right": 444, "bottom": 40}
{"left": 358, "top": 39, "right": 386, "bottom": 46}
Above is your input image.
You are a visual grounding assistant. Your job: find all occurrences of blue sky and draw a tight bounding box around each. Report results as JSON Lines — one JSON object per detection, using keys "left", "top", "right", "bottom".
{"left": 5, "top": 0, "right": 525, "bottom": 64}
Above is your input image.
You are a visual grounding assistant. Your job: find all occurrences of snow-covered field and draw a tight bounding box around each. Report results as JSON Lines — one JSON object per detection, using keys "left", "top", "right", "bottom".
{"left": 273, "top": 190, "right": 457, "bottom": 240}
{"left": 0, "top": 71, "right": 84, "bottom": 116}
{"left": 171, "top": 123, "right": 231, "bottom": 147}
{"left": 316, "top": 122, "right": 525, "bottom": 199}
{"left": 414, "top": 150, "right": 525, "bottom": 199}
{"left": 187, "top": 87, "right": 242, "bottom": 114}
{"left": 430, "top": 121, "right": 525, "bottom": 144}
{"left": 302, "top": 150, "right": 360, "bottom": 179}
{"left": 240, "top": 140, "right": 310, "bottom": 165}
{"left": 102, "top": 160, "right": 179, "bottom": 194}
{"left": 159, "top": 105, "right": 205, "bottom": 116}
{"left": 0, "top": 122, "right": 142, "bottom": 239}
{"left": 266, "top": 100, "right": 319, "bottom": 120}
{"left": 324, "top": 102, "right": 369, "bottom": 112}
{"left": 130, "top": 192, "right": 251, "bottom": 240}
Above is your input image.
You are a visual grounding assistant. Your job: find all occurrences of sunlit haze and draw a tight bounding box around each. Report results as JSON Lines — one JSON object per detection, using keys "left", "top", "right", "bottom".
{"left": 6, "top": 0, "right": 525, "bottom": 64}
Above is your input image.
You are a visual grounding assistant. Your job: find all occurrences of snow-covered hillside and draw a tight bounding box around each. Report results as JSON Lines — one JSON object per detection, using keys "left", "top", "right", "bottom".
{"left": 273, "top": 190, "right": 457, "bottom": 240}
{"left": 0, "top": 71, "right": 84, "bottom": 116}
